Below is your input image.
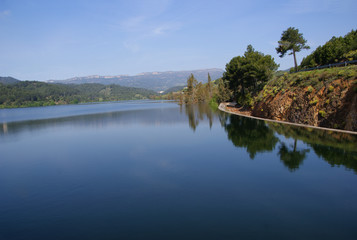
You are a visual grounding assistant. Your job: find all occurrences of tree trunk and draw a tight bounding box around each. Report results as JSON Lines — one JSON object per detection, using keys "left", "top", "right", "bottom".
{"left": 293, "top": 49, "right": 298, "bottom": 72}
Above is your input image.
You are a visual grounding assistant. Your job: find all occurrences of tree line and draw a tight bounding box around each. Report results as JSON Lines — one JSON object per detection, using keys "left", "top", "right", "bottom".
{"left": 176, "top": 27, "right": 356, "bottom": 107}
{"left": 166, "top": 27, "right": 309, "bottom": 106}
{"left": 300, "top": 29, "right": 357, "bottom": 69}
{"left": 0, "top": 81, "right": 158, "bottom": 108}
{"left": 162, "top": 73, "right": 214, "bottom": 105}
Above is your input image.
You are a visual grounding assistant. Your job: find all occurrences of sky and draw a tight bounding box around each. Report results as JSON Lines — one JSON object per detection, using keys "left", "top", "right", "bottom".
{"left": 1, "top": 0, "right": 357, "bottom": 81}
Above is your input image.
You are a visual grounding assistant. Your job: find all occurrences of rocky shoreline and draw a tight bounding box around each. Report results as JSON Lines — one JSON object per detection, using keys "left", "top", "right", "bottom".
{"left": 219, "top": 103, "right": 357, "bottom": 135}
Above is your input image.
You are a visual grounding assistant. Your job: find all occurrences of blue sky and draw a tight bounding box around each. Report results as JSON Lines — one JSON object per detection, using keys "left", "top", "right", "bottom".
{"left": 1, "top": 0, "right": 356, "bottom": 81}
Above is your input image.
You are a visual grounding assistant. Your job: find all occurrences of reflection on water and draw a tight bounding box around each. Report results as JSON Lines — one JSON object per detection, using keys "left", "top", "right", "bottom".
{"left": 1, "top": 102, "right": 356, "bottom": 173}
{"left": 186, "top": 106, "right": 357, "bottom": 173}
{"left": 183, "top": 103, "right": 216, "bottom": 131}
{"left": 0, "top": 105, "right": 184, "bottom": 139}
{"left": 1, "top": 101, "right": 357, "bottom": 239}
{"left": 278, "top": 142, "right": 309, "bottom": 172}
{"left": 222, "top": 115, "right": 279, "bottom": 159}
{"left": 268, "top": 122, "right": 357, "bottom": 173}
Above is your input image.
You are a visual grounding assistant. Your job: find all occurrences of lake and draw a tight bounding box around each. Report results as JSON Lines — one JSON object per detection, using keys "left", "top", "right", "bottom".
{"left": 1, "top": 100, "right": 356, "bottom": 240}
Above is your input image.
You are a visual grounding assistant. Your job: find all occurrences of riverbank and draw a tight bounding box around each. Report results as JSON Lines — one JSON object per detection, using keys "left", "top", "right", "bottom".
{"left": 219, "top": 102, "right": 357, "bottom": 135}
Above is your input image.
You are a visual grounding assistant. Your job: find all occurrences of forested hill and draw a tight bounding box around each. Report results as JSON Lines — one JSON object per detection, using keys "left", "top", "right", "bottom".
{"left": 0, "top": 77, "right": 20, "bottom": 85}
{"left": 300, "top": 29, "right": 357, "bottom": 69}
{"left": 48, "top": 68, "right": 224, "bottom": 91}
{"left": 0, "top": 81, "right": 158, "bottom": 108}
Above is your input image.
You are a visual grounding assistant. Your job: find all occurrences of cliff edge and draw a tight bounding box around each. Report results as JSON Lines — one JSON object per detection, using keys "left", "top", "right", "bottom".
{"left": 228, "top": 66, "right": 357, "bottom": 132}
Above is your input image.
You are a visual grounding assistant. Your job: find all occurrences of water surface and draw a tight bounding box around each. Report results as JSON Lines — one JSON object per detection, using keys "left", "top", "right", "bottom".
{"left": 1, "top": 101, "right": 356, "bottom": 240}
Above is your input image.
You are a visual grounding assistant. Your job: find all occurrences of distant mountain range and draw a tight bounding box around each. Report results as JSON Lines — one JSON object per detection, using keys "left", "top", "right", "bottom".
{"left": 47, "top": 68, "right": 224, "bottom": 92}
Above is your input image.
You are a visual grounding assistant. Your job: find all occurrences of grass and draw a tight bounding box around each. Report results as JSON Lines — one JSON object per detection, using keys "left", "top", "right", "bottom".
{"left": 252, "top": 65, "right": 357, "bottom": 106}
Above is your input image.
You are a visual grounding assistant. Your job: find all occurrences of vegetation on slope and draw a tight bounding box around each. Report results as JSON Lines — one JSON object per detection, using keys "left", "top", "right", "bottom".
{"left": 0, "top": 81, "right": 158, "bottom": 108}
{"left": 0, "top": 77, "right": 20, "bottom": 85}
{"left": 300, "top": 29, "right": 357, "bottom": 69}
{"left": 213, "top": 28, "right": 357, "bottom": 131}
{"left": 247, "top": 65, "right": 357, "bottom": 131}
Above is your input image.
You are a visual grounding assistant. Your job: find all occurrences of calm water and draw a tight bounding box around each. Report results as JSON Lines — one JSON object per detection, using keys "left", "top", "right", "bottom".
{"left": 1, "top": 100, "right": 356, "bottom": 240}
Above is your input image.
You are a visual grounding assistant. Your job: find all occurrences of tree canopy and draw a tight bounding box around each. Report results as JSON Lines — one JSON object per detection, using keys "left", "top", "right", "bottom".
{"left": 223, "top": 45, "right": 278, "bottom": 105}
{"left": 276, "top": 27, "right": 310, "bottom": 71}
{"left": 300, "top": 29, "right": 357, "bottom": 69}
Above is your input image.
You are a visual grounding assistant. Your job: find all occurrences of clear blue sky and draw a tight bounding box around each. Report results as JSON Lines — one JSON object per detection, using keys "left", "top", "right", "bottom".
{"left": 1, "top": 0, "right": 356, "bottom": 81}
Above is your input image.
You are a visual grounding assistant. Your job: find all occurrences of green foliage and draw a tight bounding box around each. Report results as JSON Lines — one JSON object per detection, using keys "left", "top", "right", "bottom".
{"left": 0, "top": 81, "right": 158, "bottom": 108}
{"left": 208, "top": 96, "right": 219, "bottom": 109}
{"left": 274, "top": 65, "right": 357, "bottom": 89}
{"left": 184, "top": 74, "right": 198, "bottom": 104}
{"left": 307, "top": 86, "right": 314, "bottom": 93}
{"left": 319, "top": 110, "right": 327, "bottom": 118}
{"left": 309, "top": 98, "right": 318, "bottom": 105}
{"left": 328, "top": 85, "right": 335, "bottom": 92}
{"left": 223, "top": 45, "right": 278, "bottom": 105}
{"left": 0, "top": 77, "right": 21, "bottom": 85}
{"left": 276, "top": 27, "right": 310, "bottom": 71}
{"left": 216, "top": 78, "right": 232, "bottom": 103}
{"left": 207, "top": 73, "right": 213, "bottom": 99}
{"left": 300, "top": 29, "right": 357, "bottom": 68}
{"left": 179, "top": 73, "right": 218, "bottom": 105}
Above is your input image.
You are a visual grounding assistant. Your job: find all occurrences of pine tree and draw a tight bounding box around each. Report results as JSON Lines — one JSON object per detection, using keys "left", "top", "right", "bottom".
{"left": 207, "top": 73, "right": 212, "bottom": 99}
{"left": 185, "top": 74, "right": 198, "bottom": 104}
{"left": 276, "top": 27, "right": 310, "bottom": 71}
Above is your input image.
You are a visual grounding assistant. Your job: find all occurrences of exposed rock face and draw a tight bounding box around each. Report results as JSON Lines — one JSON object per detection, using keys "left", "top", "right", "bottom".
{"left": 251, "top": 78, "right": 357, "bottom": 131}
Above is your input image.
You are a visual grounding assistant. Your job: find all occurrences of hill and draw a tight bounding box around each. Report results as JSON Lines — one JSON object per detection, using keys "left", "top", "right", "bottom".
{"left": 223, "top": 65, "right": 357, "bottom": 132}
{"left": 0, "top": 77, "right": 20, "bottom": 85}
{"left": 0, "top": 81, "right": 158, "bottom": 108}
{"left": 162, "top": 86, "right": 185, "bottom": 94}
{"left": 47, "top": 69, "right": 224, "bottom": 92}
{"left": 300, "top": 29, "right": 357, "bottom": 69}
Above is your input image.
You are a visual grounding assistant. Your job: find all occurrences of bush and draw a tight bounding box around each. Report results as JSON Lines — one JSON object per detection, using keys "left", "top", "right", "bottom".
{"left": 309, "top": 98, "right": 318, "bottom": 105}
{"left": 328, "top": 85, "right": 335, "bottom": 92}
{"left": 319, "top": 110, "right": 327, "bottom": 118}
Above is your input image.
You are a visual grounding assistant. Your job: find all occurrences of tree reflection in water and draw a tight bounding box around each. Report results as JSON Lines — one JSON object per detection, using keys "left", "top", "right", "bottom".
{"left": 184, "top": 104, "right": 357, "bottom": 173}
{"left": 278, "top": 141, "right": 309, "bottom": 172}
{"left": 184, "top": 103, "right": 217, "bottom": 131}
{"left": 2, "top": 102, "right": 356, "bottom": 173}
{"left": 223, "top": 115, "right": 279, "bottom": 159}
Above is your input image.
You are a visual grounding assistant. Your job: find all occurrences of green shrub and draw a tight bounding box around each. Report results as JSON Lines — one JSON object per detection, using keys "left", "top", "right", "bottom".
{"left": 319, "top": 110, "right": 326, "bottom": 118}
{"left": 328, "top": 85, "right": 334, "bottom": 92}
{"left": 309, "top": 98, "right": 318, "bottom": 105}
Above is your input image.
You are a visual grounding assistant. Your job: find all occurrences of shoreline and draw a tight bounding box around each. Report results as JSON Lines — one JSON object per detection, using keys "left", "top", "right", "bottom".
{"left": 218, "top": 103, "right": 357, "bottom": 135}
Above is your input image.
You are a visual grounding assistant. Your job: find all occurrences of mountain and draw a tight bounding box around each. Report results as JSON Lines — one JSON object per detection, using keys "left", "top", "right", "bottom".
{"left": 47, "top": 68, "right": 224, "bottom": 92}
{"left": 0, "top": 77, "right": 21, "bottom": 85}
